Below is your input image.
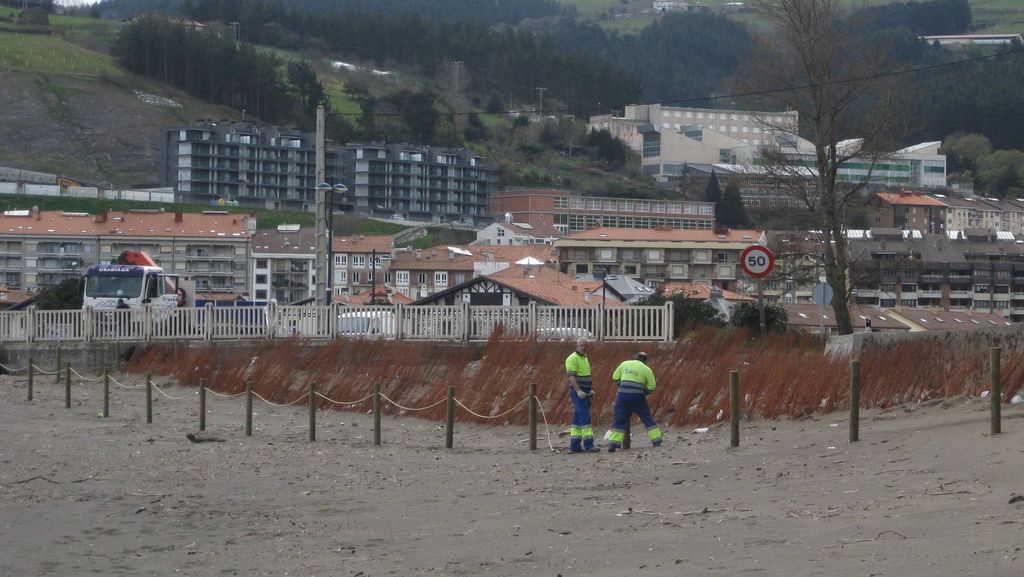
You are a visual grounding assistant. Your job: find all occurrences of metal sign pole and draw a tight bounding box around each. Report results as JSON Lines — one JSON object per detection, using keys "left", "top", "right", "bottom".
{"left": 758, "top": 280, "right": 766, "bottom": 338}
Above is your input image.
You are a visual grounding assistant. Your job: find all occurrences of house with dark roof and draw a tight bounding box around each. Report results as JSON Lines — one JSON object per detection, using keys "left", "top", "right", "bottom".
{"left": 413, "top": 264, "right": 623, "bottom": 307}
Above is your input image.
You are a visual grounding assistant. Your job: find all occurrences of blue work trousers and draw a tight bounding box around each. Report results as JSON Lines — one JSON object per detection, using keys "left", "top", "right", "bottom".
{"left": 569, "top": 388, "right": 595, "bottom": 451}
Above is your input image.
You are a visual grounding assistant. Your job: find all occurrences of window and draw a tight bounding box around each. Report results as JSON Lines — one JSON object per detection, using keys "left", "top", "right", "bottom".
{"left": 255, "top": 289, "right": 267, "bottom": 299}
{"left": 435, "top": 272, "right": 448, "bottom": 285}
{"left": 647, "top": 249, "right": 662, "bottom": 261}
{"left": 879, "top": 299, "right": 896, "bottom": 308}
{"left": 417, "top": 273, "right": 427, "bottom": 285}
{"left": 255, "top": 274, "right": 267, "bottom": 284}
{"left": 718, "top": 265, "right": 732, "bottom": 277}
{"left": 900, "top": 299, "right": 917, "bottom": 307}
{"left": 384, "top": 273, "right": 392, "bottom": 284}
{"left": 715, "top": 251, "right": 729, "bottom": 263}
{"left": 255, "top": 259, "right": 268, "bottom": 269}
{"left": 351, "top": 272, "right": 360, "bottom": 284}
{"left": 598, "top": 249, "right": 614, "bottom": 261}
{"left": 879, "top": 283, "right": 896, "bottom": 293}
{"left": 576, "top": 264, "right": 589, "bottom": 274}
{"left": 901, "top": 283, "right": 917, "bottom": 293}
{"left": 624, "top": 265, "right": 637, "bottom": 275}
{"left": 396, "top": 271, "right": 410, "bottom": 285}
{"left": 352, "top": 255, "right": 366, "bottom": 269}
{"left": 497, "top": 228, "right": 505, "bottom": 237}
{"left": 373, "top": 256, "right": 382, "bottom": 268}
{"left": 455, "top": 273, "right": 465, "bottom": 284}
{"left": 336, "top": 271, "right": 347, "bottom": 284}
{"left": 974, "top": 284, "right": 989, "bottom": 293}
{"left": 334, "top": 254, "right": 347, "bottom": 267}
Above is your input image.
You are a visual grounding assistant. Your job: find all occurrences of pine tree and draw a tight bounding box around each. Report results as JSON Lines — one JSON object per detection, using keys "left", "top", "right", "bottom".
{"left": 716, "top": 180, "right": 749, "bottom": 227}
{"left": 704, "top": 170, "right": 722, "bottom": 204}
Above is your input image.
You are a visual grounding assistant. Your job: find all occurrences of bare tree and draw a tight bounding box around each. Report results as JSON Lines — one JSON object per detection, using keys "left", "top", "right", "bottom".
{"left": 736, "top": 0, "right": 912, "bottom": 334}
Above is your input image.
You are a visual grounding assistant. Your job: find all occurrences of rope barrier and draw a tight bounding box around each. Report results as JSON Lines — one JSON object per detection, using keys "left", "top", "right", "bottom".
{"left": 70, "top": 367, "right": 104, "bottom": 382}
{"left": 454, "top": 397, "right": 528, "bottom": 420}
{"left": 206, "top": 388, "right": 246, "bottom": 399}
{"left": 0, "top": 362, "right": 27, "bottom": 373}
{"left": 252, "top": 390, "right": 309, "bottom": 407}
{"left": 109, "top": 375, "right": 143, "bottom": 389}
{"left": 151, "top": 381, "right": 189, "bottom": 401}
{"left": 314, "top": 391, "right": 374, "bottom": 406}
{"left": 31, "top": 364, "right": 61, "bottom": 375}
{"left": 533, "top": 395, "right": 556, "bottom": 452}
{"left": 379, "top": 393, "right": 447, "bottom": 412}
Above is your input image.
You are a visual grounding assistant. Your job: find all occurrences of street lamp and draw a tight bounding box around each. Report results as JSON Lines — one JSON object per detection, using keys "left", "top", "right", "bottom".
{"left": 316, "top": 181, "right": 348, "bottom": 306}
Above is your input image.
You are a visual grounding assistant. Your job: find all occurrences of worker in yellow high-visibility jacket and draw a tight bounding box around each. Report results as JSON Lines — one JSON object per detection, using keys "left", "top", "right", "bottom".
{"left": 565, "top": 337, "right": 599, "bottom": 453}
{"left": 605, "top": 352, "right": 661, "bottom": 452}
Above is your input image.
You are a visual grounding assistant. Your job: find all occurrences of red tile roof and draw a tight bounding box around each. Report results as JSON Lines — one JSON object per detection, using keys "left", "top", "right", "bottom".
{"left": 334, "top": 284, "right": 414, "bottom": 305}
{"left": 0, "top": 209, "right": 251, "bottom": 238}
{"left": 332, "top": 234, "right": 393, "bottom": 254}
{"left": 390, "top": 246, "right": 478, "bottom": 271}
{"left": 563, "top": 226, "right": 764, "bottom": 242}
{"left": 486, "top": 265, "right": 623, "bottom": 307}
{"left": 874, "top": 191, "right": 948, "bottom": 207}
{"left": 662, "top": 282, "right": 755, "bottom": 301}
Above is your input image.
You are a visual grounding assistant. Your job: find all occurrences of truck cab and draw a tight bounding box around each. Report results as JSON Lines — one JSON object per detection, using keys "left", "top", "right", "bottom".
{"left": 82, "top": 264, "right": 181, "bottom": 310}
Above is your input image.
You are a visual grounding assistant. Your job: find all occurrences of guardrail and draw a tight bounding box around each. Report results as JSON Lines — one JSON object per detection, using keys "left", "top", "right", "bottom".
{"left": 0, "top": 302, "right": 674, "bottom": 343}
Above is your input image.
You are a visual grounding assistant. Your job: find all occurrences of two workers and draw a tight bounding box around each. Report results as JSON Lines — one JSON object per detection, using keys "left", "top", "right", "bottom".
{"left": 564, "top": 337, "right": 662, "bottom": 453}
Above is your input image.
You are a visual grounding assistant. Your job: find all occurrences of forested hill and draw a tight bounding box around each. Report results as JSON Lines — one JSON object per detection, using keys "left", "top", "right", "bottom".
{"left": 95, "top": 0, "right": 569, "bottom": 25}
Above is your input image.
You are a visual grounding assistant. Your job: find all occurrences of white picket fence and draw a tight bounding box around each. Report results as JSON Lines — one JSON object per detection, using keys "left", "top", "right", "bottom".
{"left": 0, "top": 302, "right": 673, "bottom": 343}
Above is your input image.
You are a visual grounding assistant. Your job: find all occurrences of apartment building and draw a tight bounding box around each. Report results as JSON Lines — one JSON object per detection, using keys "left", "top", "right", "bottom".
{"left": 554, "top": 226, "right": 765, "bottom": 291}
{"left": 344, "top": 143, "right": 498, "bottom": 226}
{"left": 331, "top": 234, "right": 394, "bottom": 297}
{"left": 490, "top": 189, "right": 715, "bottom": 234}
{"left": 162, "top": 122, "right": 499, "bottom": 225}
{"left": 250, "top": 225, "right": 316, "bottom": 303}
{"left": 867, "top": 191, "right": 948, "bottom": 234}
{"left": 849, "top": 228, "right": 1024, "bottom": 321}
{"left": 161, "top": 120, "right": 343, "bottom": 211}
{"left": 0, "top": 208, "right": 251, "bottom": 294}
{"left": 940, "top": 195, "right": 1024, "bottom": 235}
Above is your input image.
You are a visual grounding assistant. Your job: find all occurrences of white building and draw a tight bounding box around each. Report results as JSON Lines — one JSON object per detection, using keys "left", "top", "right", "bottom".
{"left": 250, "top": 225, "right": 316, "bottom": 303}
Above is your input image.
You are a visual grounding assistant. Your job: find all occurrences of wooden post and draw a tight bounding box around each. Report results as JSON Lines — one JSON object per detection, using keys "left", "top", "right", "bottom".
{"left": 64, "top": 363, "right": 71, "bottom": 408}
{"left": 991, "top": 346, "right": 1001, "bottom": 436}
{"left": 103, "top": 367, "right": 110, "bottom": 418}
{"left": 729, "top": 370, "right": 740, "bottom": 448}
{"left": 623, "top": 419, "right": 631, "bottom": 450}
{"left": 373, "top": 383, "right": 382, "bottom": 446}
{"left": 145, "top": 373, "right": 152, "bottom": 424}
{"left": 245, "top": 381, "right": 253, "bottom": 436}
{"left": 850, "top": 359, "right": 861, "bottom": 443}
{"left": 27, "top": 356, "right": 33, "bottom": 401}
{"left": 54, "top": 348, "right": 61, "bottom": 385}
{"left": 528, "top": 383, "right": 537, "bottom": 451}
{"left": 308, "top": 382, "right": 316, "bottom": 442}
{"left": 445, "top": 386, "right": 455, "bottom": 449}
{"left": 199, "top": 378, "right": 206, "bottom": 432}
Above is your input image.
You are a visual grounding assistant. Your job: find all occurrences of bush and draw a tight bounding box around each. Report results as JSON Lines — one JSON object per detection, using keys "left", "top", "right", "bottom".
{"left": 730, "top": 301, "right": 788, "bottom": 333}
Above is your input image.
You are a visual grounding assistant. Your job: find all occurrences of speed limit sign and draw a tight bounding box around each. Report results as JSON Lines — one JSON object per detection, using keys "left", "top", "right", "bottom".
{"left": 740, "top": 245, "right": 775, "bottom": 278}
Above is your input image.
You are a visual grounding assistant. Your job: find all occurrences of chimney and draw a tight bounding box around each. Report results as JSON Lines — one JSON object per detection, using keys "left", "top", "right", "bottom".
{"left": 175, "top": 211, "right": 183, "bottom": 223}
{"left": 94, "top": 209, "right": 108, "bottom": 224}
{"left": 416, "top": 250, "right": 422, "bottom": 259}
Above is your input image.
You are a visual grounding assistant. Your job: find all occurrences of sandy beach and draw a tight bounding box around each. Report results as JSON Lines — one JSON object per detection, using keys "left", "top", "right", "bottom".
{"left": 2, "top": 372, "right": 1023, "bottom": 577}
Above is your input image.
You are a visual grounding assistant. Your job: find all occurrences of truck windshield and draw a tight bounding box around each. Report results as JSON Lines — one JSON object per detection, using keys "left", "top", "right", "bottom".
{"left": 85, "top": 275, "right": 144, "bottom": 298}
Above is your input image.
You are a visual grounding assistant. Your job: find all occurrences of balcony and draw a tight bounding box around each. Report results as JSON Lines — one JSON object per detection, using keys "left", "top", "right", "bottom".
{"left": 919, "top": 290, "right": 942, "bottom": 298}
{"left": 854, "top": 288, "right": 878, "bottom": 298}
{"left": 920, "top": 274, "right": 945, "bottom": 282}
{"left": 949, "top": 290, "right": 971, "bottom": 299}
